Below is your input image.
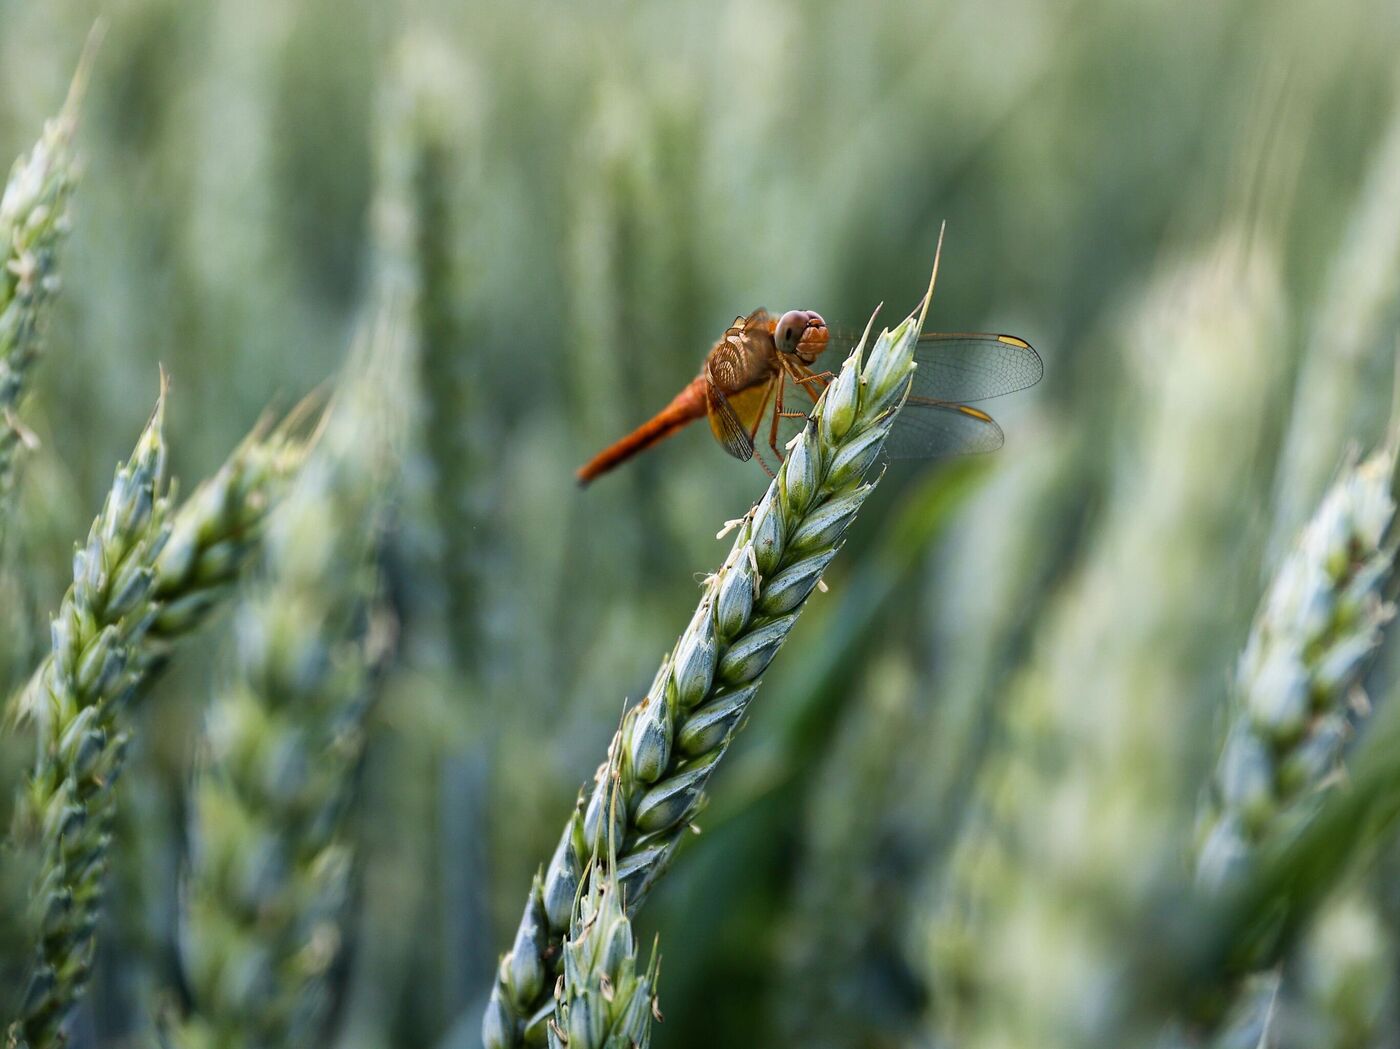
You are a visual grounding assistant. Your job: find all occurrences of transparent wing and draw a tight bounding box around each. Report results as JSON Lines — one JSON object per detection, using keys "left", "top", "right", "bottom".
{"left": 911, "top": 333, "right": 1042, "bottom": 403}
{"left": 883, "top": 399, "right": 1005, "bottom": 460}
{"left": 827, "top": 328, "right": 1042, "bottom": 404}
{"left": 706, "top": 382, "right": 755, "bottom": 461}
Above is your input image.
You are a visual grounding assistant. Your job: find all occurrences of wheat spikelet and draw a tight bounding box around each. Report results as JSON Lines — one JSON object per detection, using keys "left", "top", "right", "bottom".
{"left": 1199, "top": 440, "right": 1399, "bottom": 889}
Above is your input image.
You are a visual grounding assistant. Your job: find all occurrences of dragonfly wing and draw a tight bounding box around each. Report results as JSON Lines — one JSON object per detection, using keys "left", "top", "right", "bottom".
{"left": 826, "top": 327, "right": 1041, "bottom": 403}
{"left": 726, "top": 379, "right": 778, "bottom": 436}
{"left": 910, "top": 333, "right": 1042, "bottom": 404}
{"left": 883, "top": 399, "right": 1005, "bottom": 460}
{"left": 706, "top": 382, "right": 756, "bottom": 461}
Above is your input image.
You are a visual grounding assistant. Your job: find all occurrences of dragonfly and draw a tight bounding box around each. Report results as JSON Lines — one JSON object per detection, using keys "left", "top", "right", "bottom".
{"left": 575, "top": 258, "right": 1041, "bottom": 485}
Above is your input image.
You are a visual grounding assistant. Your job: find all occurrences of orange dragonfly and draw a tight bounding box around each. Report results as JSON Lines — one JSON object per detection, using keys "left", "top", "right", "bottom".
{"left": 575, "top": 308, "right": 1041, "bottom": 486}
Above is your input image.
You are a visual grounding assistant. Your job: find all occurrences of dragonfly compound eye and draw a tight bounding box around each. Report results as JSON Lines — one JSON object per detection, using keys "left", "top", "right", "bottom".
{"left": 775, "top": 310, "right": 824, "bottom": 355}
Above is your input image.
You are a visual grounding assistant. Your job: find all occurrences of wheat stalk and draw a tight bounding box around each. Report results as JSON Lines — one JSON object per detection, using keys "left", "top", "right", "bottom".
{"left": 482, "top": 254, "right": 939, "bottom": 1047}
{"left": 337, "top": 47, "right": 498, "bottom": 1047}
{"left": 0, "top": 34, "right": 98, "bottom": 513}
{"left": 171, "top": 317, "right": 403, "bottom": 1049}
{"left": 5, "top": 387, "right": 307, "bottom": 1049}
{"left": 1267, "top": 92, "right": 1400, "bottom": 561}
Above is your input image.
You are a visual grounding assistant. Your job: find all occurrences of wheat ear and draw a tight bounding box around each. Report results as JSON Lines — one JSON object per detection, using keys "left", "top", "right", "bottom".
{"left": 0, "top": 31, "right": 100, "bottom": 513}
{"left": 6, "top": 389, "right": 307, "bottom": 1049}
{"left": 1198, "top": 439, "right": 1398, "bottom": 886}
{"left": 1189, "top": 437, "right": 1399, "bottom": 1044}
{"left": 483, "top": 249, "right": 941, "bottom": 1047}
{"left": 171, "top": 317, "right": 403, "bottom": 1049}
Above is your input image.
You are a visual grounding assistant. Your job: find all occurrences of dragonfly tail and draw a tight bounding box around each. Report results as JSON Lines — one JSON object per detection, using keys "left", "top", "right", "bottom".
{"left": 576, "top": 377, "right": 708, "bottom": 485}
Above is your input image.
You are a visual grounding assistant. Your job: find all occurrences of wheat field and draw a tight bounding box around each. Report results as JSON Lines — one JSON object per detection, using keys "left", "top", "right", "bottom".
{"left": 2, "top": 2, "right": 1400, "bottom": 1048}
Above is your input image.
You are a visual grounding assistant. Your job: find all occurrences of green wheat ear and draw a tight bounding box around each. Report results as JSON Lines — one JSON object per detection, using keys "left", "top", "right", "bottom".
{"left": 5, "top": 384, "right": 309, "bottom": 1049}
{"left": 1198, "top": 437, "right": 1400, "bottom": 889}
{"left": 0, "top": 27, "right": 101, "bottom": 517}
{"left": 6, "top": 388, "right": 169, "bottom": 1049}
{"left": 483, "top": 254, "right": 938, "bottom": 1047}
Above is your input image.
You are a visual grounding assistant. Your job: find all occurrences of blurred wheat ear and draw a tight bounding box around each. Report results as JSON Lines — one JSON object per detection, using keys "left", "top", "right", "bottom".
{"left": 483, "top": 257, "right": 940, "bottom": 1047}
{"left": 169, "top": 307, "right": 408, "bottom": 1049}
{"left": 1199, "top": 437, "right": 1400, "bottom": 888}
{"left": 0, "top": 28, "right": 100, "bottom": 526}
{"left": 929, "top": 231, "right": 1287, "bottom": 1049}
{"left": 1189, "top": 433, "right": 1400, "bottom": 1042}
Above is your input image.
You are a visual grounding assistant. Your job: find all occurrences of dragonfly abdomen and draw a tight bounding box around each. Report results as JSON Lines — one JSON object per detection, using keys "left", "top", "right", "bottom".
{"left": 576, "top": 376, "right": 709, "bottom": 486}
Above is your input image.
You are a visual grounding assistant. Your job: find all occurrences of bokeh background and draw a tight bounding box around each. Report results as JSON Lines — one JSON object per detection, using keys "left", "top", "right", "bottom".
{"left": 3, "top": 0, "right": 1400, "bottom": 1046}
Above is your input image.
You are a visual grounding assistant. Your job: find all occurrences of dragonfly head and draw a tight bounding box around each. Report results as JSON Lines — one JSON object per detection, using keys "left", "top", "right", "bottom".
{"left": 774, "top": 309, "right": 829, "bottom": 363}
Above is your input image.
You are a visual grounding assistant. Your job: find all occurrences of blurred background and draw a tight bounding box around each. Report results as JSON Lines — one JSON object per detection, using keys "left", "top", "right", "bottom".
{"left": 3, "top": 0, "right": 1400, "bottom": 1046}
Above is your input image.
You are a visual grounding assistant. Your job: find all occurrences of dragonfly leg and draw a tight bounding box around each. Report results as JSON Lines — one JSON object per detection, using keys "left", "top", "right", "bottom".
{"left": 792, "top": 370, "right": 833, "bottom": 406}
{"left": 769, "top": 374, "right": 789, "bottom": 463}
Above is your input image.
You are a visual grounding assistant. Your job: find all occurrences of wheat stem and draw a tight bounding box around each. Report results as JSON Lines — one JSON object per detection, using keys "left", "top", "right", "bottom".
{"left": 483, "top": 271, "right": 932, "bottom": 1047}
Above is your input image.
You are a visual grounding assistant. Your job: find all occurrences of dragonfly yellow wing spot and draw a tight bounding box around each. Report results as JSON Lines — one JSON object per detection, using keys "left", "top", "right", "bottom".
{"left": 705, "top": 384, "right": 755, "bottom": 461}
{"left": 997, "top": 334, "right": 1032, "bottom": 349}
{"left": 955, "top": 404, "right": 995, "bottom": 422}
{"left": 726, "top": 381, "right": 777, "bottom": 433}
